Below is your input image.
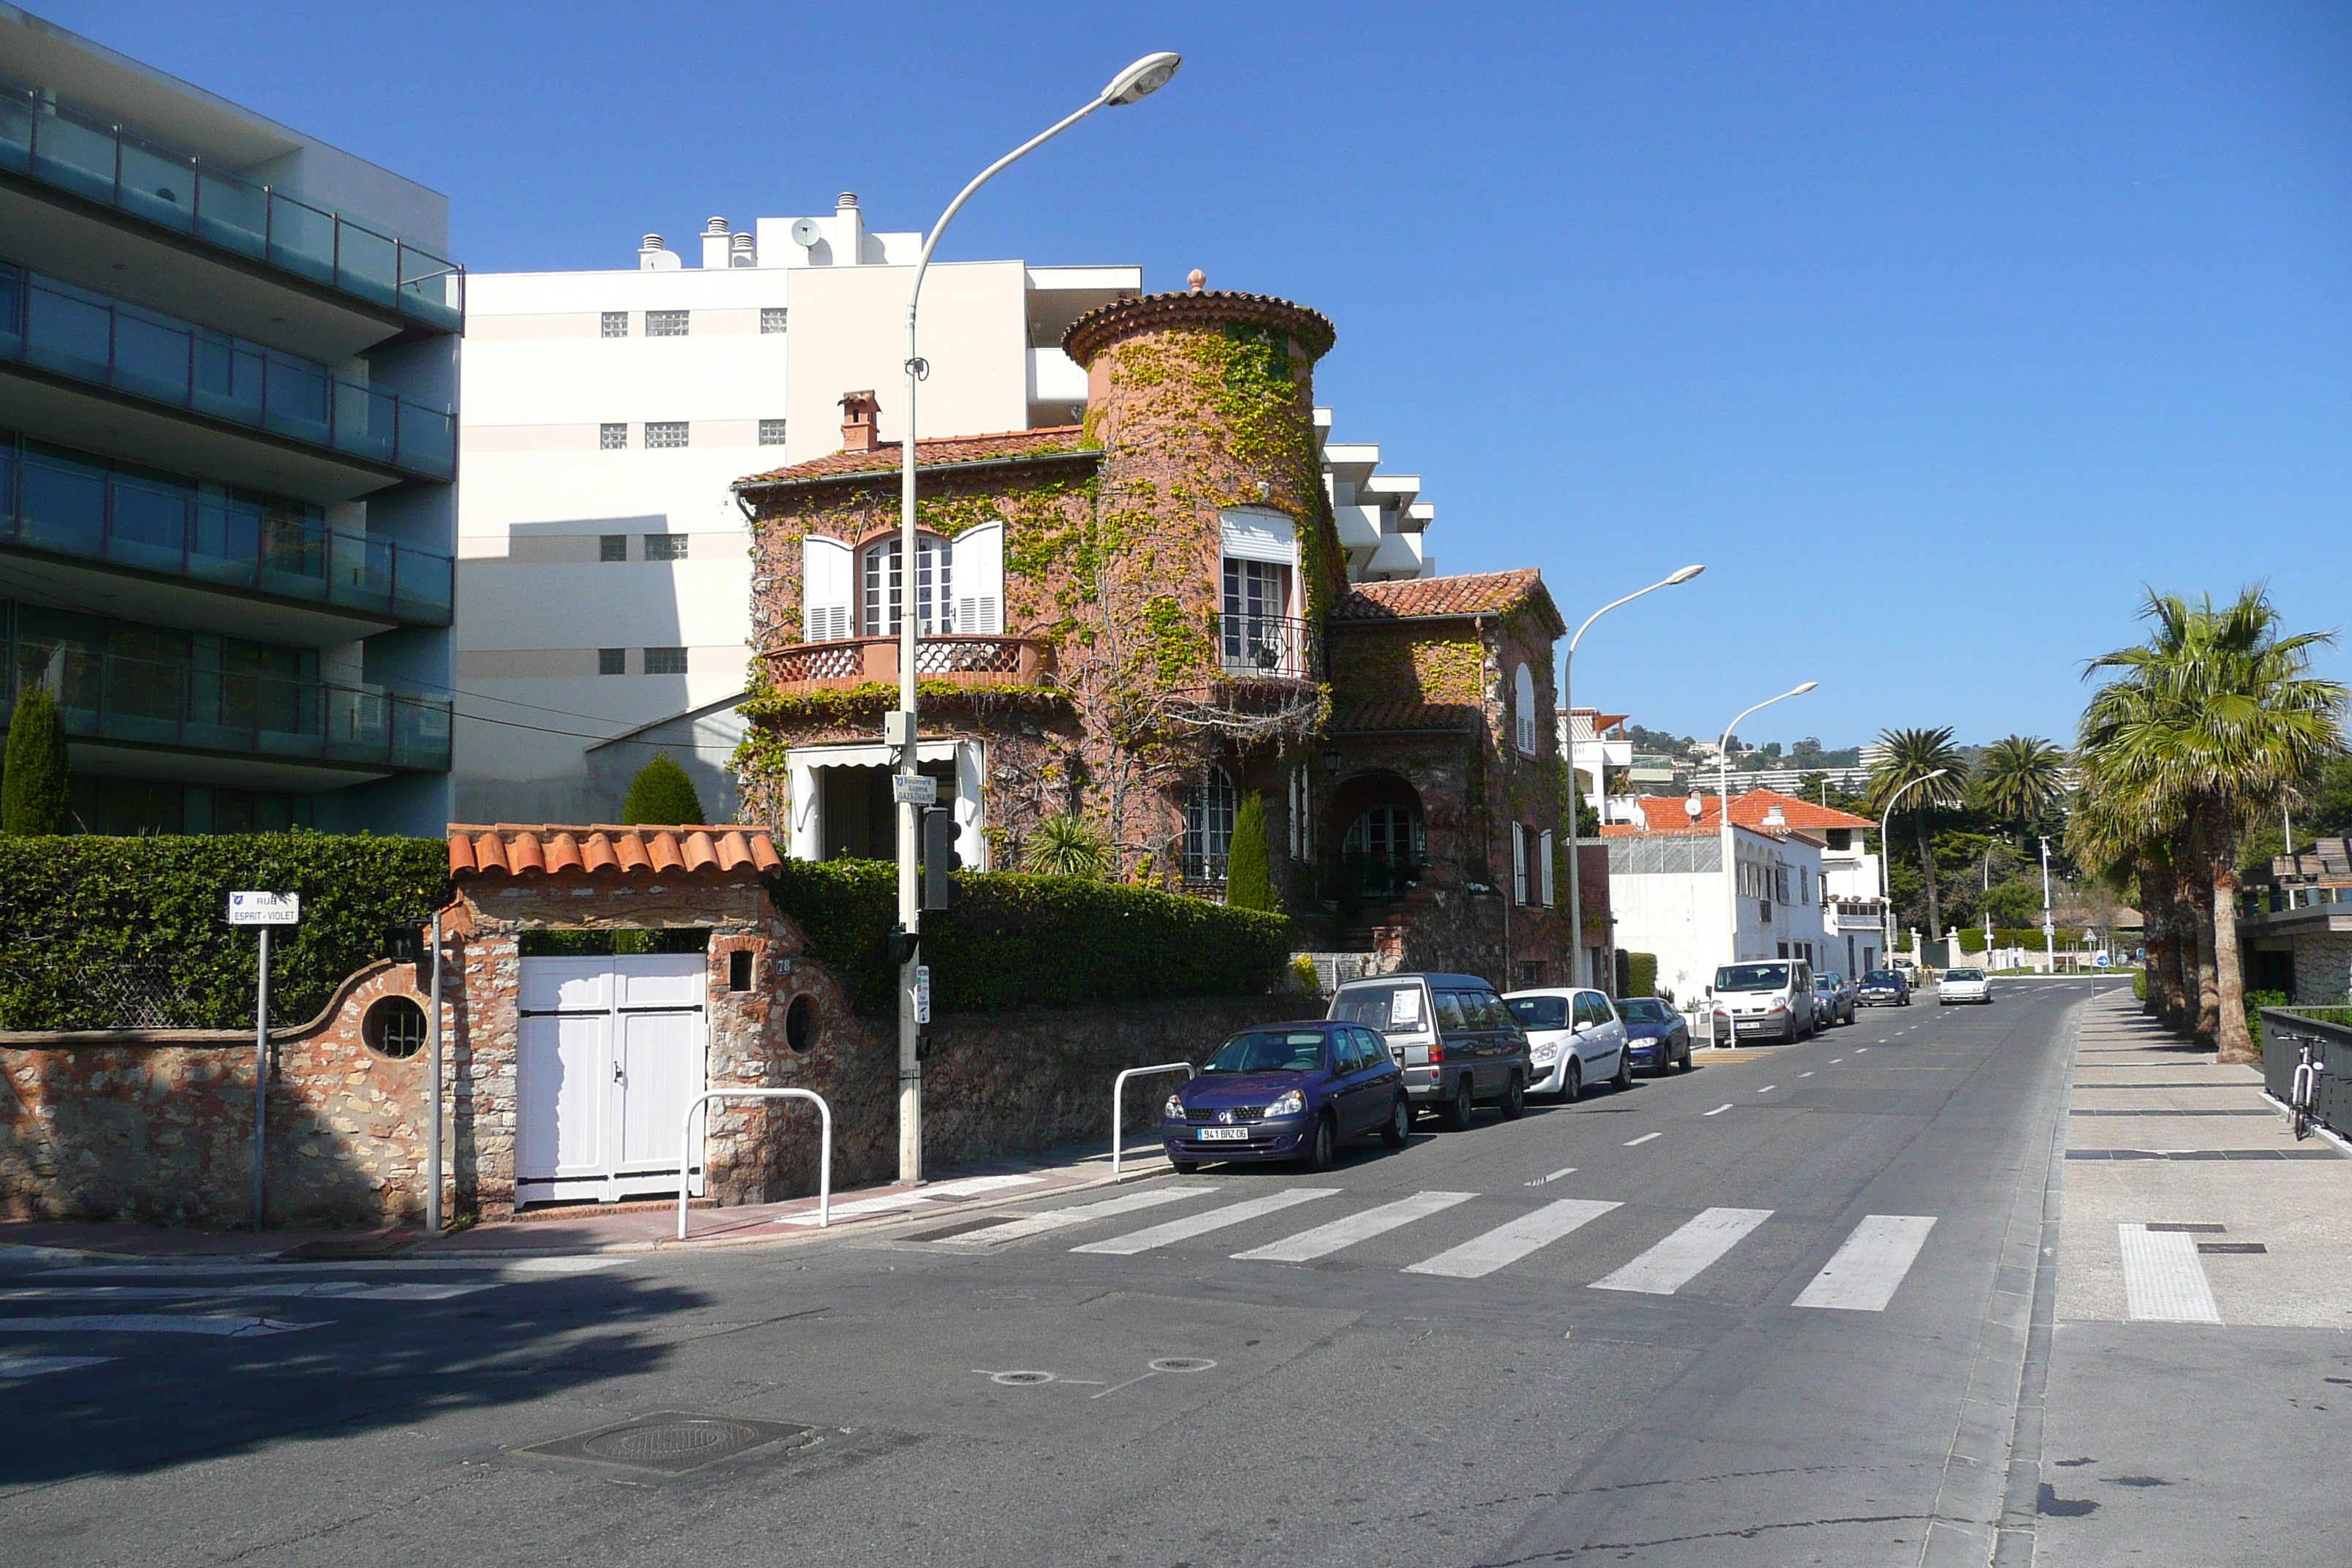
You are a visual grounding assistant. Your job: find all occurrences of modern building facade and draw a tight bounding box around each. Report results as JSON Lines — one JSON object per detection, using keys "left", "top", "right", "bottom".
{"left": 0, "top": 7, "right": 461, "bottom": 834}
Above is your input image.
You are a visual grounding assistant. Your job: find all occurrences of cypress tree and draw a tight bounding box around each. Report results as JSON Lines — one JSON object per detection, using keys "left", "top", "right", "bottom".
{"left": 621, "top": 753, "right": 706, "bottom": 825}
{"left": 1, "top": 686, "right": 72, "bottom": 835}
{"left": 1225, "top": 791, "right": 1274, "bottom": 911}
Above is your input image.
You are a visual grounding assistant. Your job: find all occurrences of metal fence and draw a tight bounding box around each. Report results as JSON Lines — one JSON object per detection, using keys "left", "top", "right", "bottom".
{"left": 1605, "top": 835, "right": 1724, "bottom": 875}
{"left": 2259, "top": 1008, "right": 2352, "bottom": 1140}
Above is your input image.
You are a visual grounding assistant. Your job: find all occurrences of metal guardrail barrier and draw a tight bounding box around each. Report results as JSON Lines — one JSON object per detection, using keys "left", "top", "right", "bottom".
{"left": 2261, "top": 1009, "right": 2352, "bottom": 1142}
{"left": 1111, "top": 1061, "right": 1195, "bottom": 1177}
{"left": 676, "top": 1088, "right": 832, "bottom": 1240}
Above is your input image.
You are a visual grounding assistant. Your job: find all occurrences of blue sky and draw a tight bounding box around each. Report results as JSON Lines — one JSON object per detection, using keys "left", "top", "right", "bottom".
{"left": 51, "top": 0, "right": 2352, "bottom": 752}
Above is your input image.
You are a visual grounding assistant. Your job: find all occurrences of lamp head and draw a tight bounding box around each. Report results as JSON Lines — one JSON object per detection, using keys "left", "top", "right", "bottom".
{"left": 1791, "top": 680, "right": 1819, "bottom": 696}
{"left": 1927, "top": 768, "right": 1950, "bottom": 780}
{"left": 1667, "top": 563, "right": 1705, "bottom": 586}
{"left": 1104, "top": 51, "right": 1183, "bottom": 105}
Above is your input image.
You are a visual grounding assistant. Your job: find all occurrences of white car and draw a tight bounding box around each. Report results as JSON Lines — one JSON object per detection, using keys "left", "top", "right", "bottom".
{"left": 1505, "top": 988, "right": 1629, "bottom": 1098}
{"left": 1937, "top": 967, "right": 1992, "bottom": 1005}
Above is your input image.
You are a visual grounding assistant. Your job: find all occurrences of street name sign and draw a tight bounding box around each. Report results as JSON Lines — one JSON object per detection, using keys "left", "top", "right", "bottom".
{"left": 229, "top": 891, "right": 301, "bottom": 926}
{"left": 892, "top": 774, "right": 938, "bottom": 806}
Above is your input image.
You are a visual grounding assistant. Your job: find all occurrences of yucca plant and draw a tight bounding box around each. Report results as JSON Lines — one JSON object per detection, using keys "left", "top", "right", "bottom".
{"left": 1022, "top": 813, "right": 1113, "bottom": 879}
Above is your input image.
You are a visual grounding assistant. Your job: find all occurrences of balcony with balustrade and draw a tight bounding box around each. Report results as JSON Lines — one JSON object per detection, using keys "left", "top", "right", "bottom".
{"left": 762, "top": 633, "right": 1056, "bottom": 696}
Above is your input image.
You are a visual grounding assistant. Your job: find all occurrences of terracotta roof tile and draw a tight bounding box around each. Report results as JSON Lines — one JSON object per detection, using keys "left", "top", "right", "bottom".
{"left": 1061, "top": 288, "right": 1337, "bottom": 366}
{"left": 736, "top": 426, "right": 1091, "bottom": 487}
{"left": 1331, "top": 569, "right": 1565, "bottom": 635}
{"left": 447, "top": 823, "right": 781, "bottom": 879}
{"left": 1329, "top": 701, "right": 1483, "bottom": 734}
{"left": 1624, "top": 788, "right": 1876, "bottom": 834}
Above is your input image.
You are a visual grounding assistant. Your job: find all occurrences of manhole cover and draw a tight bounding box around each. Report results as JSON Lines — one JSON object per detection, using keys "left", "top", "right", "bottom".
{"left": 988, "top": 1370, "right": 1058, "bottom": 1385}
{"left": 1150, "top": 1357, "right": 1216, "bottom": 1373}
{"left": 519, "top": 1412, "right": 810, "bottom": 1474}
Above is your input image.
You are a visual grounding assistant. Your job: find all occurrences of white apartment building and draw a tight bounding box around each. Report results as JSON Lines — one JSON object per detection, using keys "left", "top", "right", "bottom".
{"left": 455, "top": 198, "right": 1438, "bottom": 822}
{"left": 1562, "top": 707, "right": 1637, "bottom": 825}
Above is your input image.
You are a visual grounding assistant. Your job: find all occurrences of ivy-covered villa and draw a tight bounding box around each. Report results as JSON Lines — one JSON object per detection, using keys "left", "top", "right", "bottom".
{"left": 732, "top": 282, "right": 1588, "bottom": 985}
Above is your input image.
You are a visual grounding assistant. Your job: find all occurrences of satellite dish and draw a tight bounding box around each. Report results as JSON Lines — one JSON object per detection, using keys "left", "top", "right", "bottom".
{"left": 789, "top": 217, "right": 823, "bottom": 248}
{"left": 1684, "top": 794, "right": 1703, "bottom": 820}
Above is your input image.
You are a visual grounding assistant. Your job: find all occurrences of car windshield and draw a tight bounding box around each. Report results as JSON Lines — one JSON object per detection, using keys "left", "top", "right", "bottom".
{"left": 1715, "top": 962, "right": 1793, "bottom": 992}
{"left": 1813, "top": 978, "right": 1835, "bottom": 991}
{"left": 1617, "top": 998, "right": 1673, "bottom": 1023}
{"left": 1331, "top": 983, "right": 1428, "bottom": 1033}
{"left": 1204, "top": 1030, "right": 1328, "bottom": 1074}
{"left": 1863, "top": 970, "right": 1900, "bottom": 985}
{"left": 1507, "top": 995, "right": 1571, "bottom": 1030}
{"left": 1945, "top": 969, "right": 1985, "bottom": 981}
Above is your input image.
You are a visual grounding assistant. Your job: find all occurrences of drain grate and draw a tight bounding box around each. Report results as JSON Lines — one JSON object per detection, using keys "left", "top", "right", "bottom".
{"left": 2144, "top": 1222, "right": 2227, "bottom": 1233}
{"left": 2197, "top": 1242, "right": 2268, "bottom": 1254}
{"left": 519, "top": 1412, "right": 809, "bottom": 1474}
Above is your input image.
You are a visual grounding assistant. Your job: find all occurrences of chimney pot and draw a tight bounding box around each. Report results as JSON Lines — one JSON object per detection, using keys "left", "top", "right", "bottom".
{"left": 839, "top": 390, "right": 882, "bottom": 453}
{"left": 837, "top": 192, "right": 859, "bottom": 210}
{"left": 704, "top": 216, "right": 729, "bottom": 235}
{"left": 641, "top": 235, "right": 665, "bottom": 250}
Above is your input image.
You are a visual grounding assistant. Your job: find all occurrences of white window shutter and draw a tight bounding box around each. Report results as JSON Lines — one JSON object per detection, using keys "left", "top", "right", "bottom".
{"left": 1512, "top": 824, "right": 1528, "bottom": 906}
{"left": 953, "top": 522, "right": 1004, "bottom": 635}
{"left": 802, "top": 535, "right": 852, "bottom": 642}
{"left": 1540, "top": 829, "right": 1556, "bottom": 908}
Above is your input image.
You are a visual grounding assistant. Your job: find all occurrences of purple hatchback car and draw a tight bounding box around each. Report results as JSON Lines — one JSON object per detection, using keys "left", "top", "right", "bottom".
{"left": 1161, "top": 1020, "right": 1411, "bottom": 1172}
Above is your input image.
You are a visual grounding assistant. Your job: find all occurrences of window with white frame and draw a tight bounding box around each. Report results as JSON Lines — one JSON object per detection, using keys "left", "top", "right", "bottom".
{"left": 802, "top": 535, "right": 853, "bottom": 642}
{"left": 1513, "top": 663, "right": 1539, "bottom": 755}
{"left": 644, "top": 534, "right": 687, "bottom": 562}
{"left": 758, "top": 418, "right": 788, "bottom": 446}
{"left": 645, "top": 421, "right": 688, "bottom": 449}
{"left": 599, "top": 422, "right": 627, "bottom": 450}
{"left": 1512, "top": 823, "right": 1530, "bottom": 905}
{"left": 760, "top": 307, "right": 788, "bottom": 334}
{"left": 646, "top": 309, "right": 689, "bottom": 337}
{"left": 598, "top": 647, "right": 625, "bottom": 675}
{"left": 643, "top": 647, "right": 687, "bottom": 675}
{"left": 951, "top": 523, "right": 1003, "bottom": 634}
{"left": 600, "top": 311, "right": 628, "bottom": 338}
{"left": 1539, "top": 828, "right": 1556, "bottom": 907}
{"left": 1183, "top": 767, "right": 1239, "bottom": 882}
{"left": 861, "top": 535, "right": 954, "bottom": 637}
{"left": 1218, "top": 507, "right": 1298, "bottom": 674}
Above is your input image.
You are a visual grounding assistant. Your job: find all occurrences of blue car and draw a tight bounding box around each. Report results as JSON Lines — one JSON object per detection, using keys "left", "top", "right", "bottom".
{"left": 1161, "top": 1020, "right": 1411, "bottom": 1172}
{"left": 1613, "top": 996, "right": 1692, "bottom": 1076}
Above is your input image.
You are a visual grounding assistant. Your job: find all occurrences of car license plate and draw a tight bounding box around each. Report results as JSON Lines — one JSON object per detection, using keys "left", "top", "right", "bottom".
{"left": 1196, "top": 1127, "right": 1249, "bottom": 1142}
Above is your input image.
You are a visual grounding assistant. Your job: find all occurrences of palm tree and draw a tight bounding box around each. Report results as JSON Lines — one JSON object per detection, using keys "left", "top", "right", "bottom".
{"left": 2070, "top": 752, "right": 2190, "bottom": 1030}
{"left": 1866, "top": 727, "right": 1971, "bottom": 940}
{"left": 1978, "top": 735, "right": 2067, "bottom": 843}
{"left": 2079, "top": 588, "right": 2346, "bottom": 1061}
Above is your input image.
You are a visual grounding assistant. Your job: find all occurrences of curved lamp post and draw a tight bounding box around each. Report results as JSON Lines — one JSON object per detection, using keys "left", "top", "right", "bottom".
{"left": 1716, "top": 682, "right": 1818, "bottom": 971}
{"left": 1879, "top": 768, "right": 1950, "bottom": 969}
{"left": 893, "top": 52, "right": 1182, "bottom": 1184}
{"left": 1561, "top": 565, "right": 1704, "bottom": 988}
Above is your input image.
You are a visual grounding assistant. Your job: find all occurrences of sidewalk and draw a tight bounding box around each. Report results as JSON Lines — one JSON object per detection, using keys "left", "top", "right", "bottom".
{"left": 0, "top": 1135, "right": 1178, "bottom": 1263}
{"left": 2031, "top": 988, "right": 2352, "bottom": 1565}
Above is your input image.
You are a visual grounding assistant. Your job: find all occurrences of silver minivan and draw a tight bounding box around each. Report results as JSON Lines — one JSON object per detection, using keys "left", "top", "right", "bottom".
{"left": 1328, "top": 972, "right": 1531, "bottom": 1128}
{"left": 1708, "top": 959, "right": 1819, "bottom": 1044}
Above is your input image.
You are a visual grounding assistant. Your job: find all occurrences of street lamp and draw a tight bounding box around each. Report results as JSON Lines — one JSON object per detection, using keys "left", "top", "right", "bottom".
{"left": 1877, "top": 768, "right": 1950, "bottom": 969}
{"left": 2038, "top": 833, "right": 2055, "bottom": 976}
{"left": 1561, "top": 564, "right": 1704, "bottom": 987}
{"left": 1716, "top": 682, "right": 1817, "bottom": 973}
{"left": 891, "top": 51, "right": 1181, "bottom": 1185}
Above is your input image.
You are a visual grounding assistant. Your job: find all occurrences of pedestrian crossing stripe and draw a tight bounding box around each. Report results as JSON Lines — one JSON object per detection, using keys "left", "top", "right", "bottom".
{"left": 1232, "top": 1191, "right": 1474, "bottom": 1263}
{"left": 1071, "top": 1188, "right": 1335, "bottom": 1256}
{"left": 1591, "top": 1207, "right": 1772, "bottom": 1295}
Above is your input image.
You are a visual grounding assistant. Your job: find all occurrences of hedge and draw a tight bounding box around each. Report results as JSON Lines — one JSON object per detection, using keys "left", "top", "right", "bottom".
{"left": 766, "top": 859, "right": 1290, "bottom": 1015}
{"left": 0, "top": 834, "right": 448, "bottom": 1030}
{"left": 1957, "top": 927, "right": 2092, "bottom": 953}
{"left": 1625, "top": 952, "right": 1659, "bottom": 999}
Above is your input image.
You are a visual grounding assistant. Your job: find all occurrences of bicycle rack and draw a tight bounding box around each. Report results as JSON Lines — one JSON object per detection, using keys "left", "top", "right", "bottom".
{"left": 1110, "top": 1061, "right": 1196, "bottom": 1178}
{"left": 676, "top": 1088, "right": 832, "bottom": 1240}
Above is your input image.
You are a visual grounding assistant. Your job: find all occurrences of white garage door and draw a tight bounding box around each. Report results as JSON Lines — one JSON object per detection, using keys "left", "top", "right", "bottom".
{"left": 516, "top": 953, "right": 708, "bottom": 1205}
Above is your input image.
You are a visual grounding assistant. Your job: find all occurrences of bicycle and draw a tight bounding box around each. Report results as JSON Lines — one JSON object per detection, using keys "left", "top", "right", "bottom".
{"left": 2283, "top": 1032, "right": 2329, "bottom": 1142}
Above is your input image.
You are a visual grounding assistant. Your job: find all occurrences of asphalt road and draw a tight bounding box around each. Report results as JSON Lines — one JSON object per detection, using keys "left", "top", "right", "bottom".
{"left": 1, "top": 979, "right": 2118, "bottom": 1567}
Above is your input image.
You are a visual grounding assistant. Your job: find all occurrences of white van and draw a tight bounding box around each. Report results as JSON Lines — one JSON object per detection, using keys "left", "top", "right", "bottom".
{"left": 1708, "top": 960, "right": 1818, "bottom": 1044}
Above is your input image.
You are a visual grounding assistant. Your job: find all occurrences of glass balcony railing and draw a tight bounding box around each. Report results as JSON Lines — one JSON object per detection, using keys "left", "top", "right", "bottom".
{"left": 2, "top": 647, "right": 451, "bottom": 773}
{"left": 0, "top": 433, "right": 453, "bottom": 625}
{"left": 0, "top": 79, "right": 463, "bottom": 331}
{"left": 0, "top": 265, "right": 455, "bottom": 480}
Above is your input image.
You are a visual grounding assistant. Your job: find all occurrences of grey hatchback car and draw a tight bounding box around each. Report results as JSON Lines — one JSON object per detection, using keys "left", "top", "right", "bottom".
{"left": 1328, "top": 973, "right": 1532, "bottom": 1128}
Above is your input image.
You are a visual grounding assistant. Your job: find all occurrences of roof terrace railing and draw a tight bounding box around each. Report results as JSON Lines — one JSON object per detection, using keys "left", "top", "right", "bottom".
{"left": 0, "top": 79, "right": 462, "bottom": 331}
{"left": 0, "top": 263, "right": 454, "bottom": 480}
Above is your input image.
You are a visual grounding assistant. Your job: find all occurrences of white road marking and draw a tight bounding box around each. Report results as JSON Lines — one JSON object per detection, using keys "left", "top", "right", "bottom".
{"left": 1831, "top": 1058, "right": 1843, "bottom": 1063}
{"left": 1703, "top": 1104, "right": 1733, "bottom": 1117}
{"left": 1232, "top": 1191, "right": 1474, "bottom": 1263}
{"left": 1590, "top": 1207, "right": 1774, "bottom": 1294}
{"left": 0, "top": 1354, "right": 110, "bottom": 1382}
{"left": 2118, "top": 1224, "right": 2220, "bottom": 1323}
{"left": 0, "top": 1281, "right": 491, "bottom": 1303}
{"left": 0, "top": 1314, "right": 320, "bottom": 1336}
{"left": 1071, "top": 1188, "right": 1336, "bottom": 1256}
{"left": 1759, "top": 1085, "right": 1776, "bottom": 1093}
{"left": 1405, "top": 1199, "right": 1623, "bottom": 1279}
{"left": 775, "top": 1190, "right": 939, "bottom": 1224}
{"left": 938, "top": 1184, "right": 1220, "bottom": 1245}
{"left": 927, "top": 1174, "right": 1049, "bottom": 1196}
{"left": 37, "top": 1256, "right": 619, "bottom": 1278}
{"left": 1526, "top": 1166, "right": 1578, "bottom": 1186}
{"left": 1624, "top": 1131, "right": 1662, "bottom": 1146}
{"left": 1793, "top": 1215, "right": 1937, "bottom": 1311}
{"left": 1799, "top": 1071, "right": 1814, "bottom": 1077}
{"left": 1857, "top": 1047, "right": 1869, "bottom": 1052}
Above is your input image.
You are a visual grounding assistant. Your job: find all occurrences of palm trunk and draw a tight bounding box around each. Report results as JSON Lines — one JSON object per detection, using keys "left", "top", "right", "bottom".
{"left": 2182, "top": 873, "right": 2220, "bottom": 1047}
{"left": 2140, "top": 860, "right": 2174, "bottom": 1022}
{"left": 2211, "top": 846, "right": 2256, "bottom": 1063}
{"left": 1914, "top": 811, "right": 1944, "bottom": 940}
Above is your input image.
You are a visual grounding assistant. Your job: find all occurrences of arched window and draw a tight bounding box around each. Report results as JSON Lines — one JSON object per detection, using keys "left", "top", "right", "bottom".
{"left": 1342, "top": 802, "right": 1425, "bottom": 897}
{"left": 1183, "top": 767, "right": 1238, "bottom": 881}
{"left": 1513, "top": 663, "right": 1538, "bottom": 755}
{"left": 861, "top": 535, "right": 954, "bottom": 637}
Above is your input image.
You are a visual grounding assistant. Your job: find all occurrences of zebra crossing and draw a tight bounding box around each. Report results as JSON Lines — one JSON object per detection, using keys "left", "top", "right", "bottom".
{"left": 957, "top": 1183, "right": 1940, "bottom": 1311}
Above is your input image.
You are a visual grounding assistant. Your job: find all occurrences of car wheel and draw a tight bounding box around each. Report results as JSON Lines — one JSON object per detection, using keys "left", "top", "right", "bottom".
{"left": 1303, "top": 1112, "right": 1337, "bottom": 1170}
{"left": 1501, "top": 1072, "right": 1526, "bottom": 1120}
{"left": 1563, "top": 1058, "right": 1584, "bottom": 1103}
{"left": 1444, "top": 1074, "right": 1477, "bottom": 1130}
{"left": 1611, "top": 1049, "right": 1633, "bottom": 1091}
{"left": 1172, "top": 1159, "right": 1199, "bottom": 1175}
{"left": 1381, "top": 1095, "right": 1411, "bottom": 1147}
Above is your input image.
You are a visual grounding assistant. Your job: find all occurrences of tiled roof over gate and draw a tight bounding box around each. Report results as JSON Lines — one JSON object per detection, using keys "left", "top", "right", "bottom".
{"left": 1330, "top": 568, "right": 1564, "bottom": 634}
{"left": 447, "top": 824, "right": 783, "bottom": 878}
